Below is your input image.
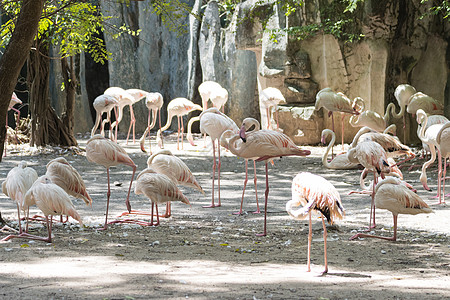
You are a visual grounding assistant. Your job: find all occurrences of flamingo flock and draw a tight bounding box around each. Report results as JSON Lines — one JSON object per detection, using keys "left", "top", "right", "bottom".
{"left": 1, "top": 82, "right": 445, "bottom": 275}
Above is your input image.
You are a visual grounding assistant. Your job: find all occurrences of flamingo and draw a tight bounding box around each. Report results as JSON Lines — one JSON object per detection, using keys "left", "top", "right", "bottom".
{"left": 407, "top": 92, "right": 444, "bottom": 117}
{"left": 287, "top": 172, "right": 345, "bottom": 274}
{"left": 257, "top": 79, "right": 286, "bottom": 130}
{"left": 321, "top": 129, "right": 359, "bottom": 170}
{"left": 91, "top": 94, "right": 119, "bottom": 140}
{"left": 198, "top": 81, "right": 223, "bottom": 112}
{"left": 134, "top": 168, "right": 190, "bottom": 226}
{"left": 350, "top": 177, "right": 433, "bottom": 241}
{"left": 220, "top": 118, "right": 264, "bottom": 215}
{"left": 46, "top": 157, "right": 92, "bottom": 206}
{"left": 315, "top": 87, "right": 362, "bottom": 152}
{"left": 349, "top": 97, "right": 398, "bottom": 133}
{"left": 2, "top": 175, "right": 83, "bottom": 243}
{"left": 416, "top": 113, "right": 448, "bottom": 158}
{"left": 227, "top": 123, "right": 311, "bottom": 236}
{"left": 125, "top": 88, "right": 148, "bottom": 144}
{"left": 155, "top": 97, "right": 202, "bottom": 151}
{"left": 392, "top": 84, "right": 417, "bottom": 141}
{"left": 105, "top": 87, "right": 136, "bottom": 143}
{"left": 416, "top": 109, "right": 446, "bottom": 197}
{"left": 198, "top": 107, "right": 239, "bottom": 208}
{"left": 139, "top": 92, "right": 164, "bottom": 153}
{"left": 123, "top": 149, "right": 204, "bottom": 218}
{"left": 4, "top": 92, "right": 23, "bottom": 156}
{"left": 1, "top": 161, "right": 38, "bottom": 234}
{"left": 347, "top": 140, "right": 391, "bottom": 229}
{"left": 85, "top": 135, "right": 136, "bottom": 230}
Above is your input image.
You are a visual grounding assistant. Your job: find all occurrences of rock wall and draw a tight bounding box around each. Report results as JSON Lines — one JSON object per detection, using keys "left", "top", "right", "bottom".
{"left": 61, "top": 0, "right": 449, "bottom": 146}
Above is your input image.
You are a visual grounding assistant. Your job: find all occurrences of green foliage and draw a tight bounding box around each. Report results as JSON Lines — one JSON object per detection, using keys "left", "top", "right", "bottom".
{"left": 421, "top": 0, "right": 450, "bottom": 20}
{"left": 0, "top": 0, "right": 141, "bottom": 64}
{"left": 150, "top": 0, "right": 195, "bottom": 36}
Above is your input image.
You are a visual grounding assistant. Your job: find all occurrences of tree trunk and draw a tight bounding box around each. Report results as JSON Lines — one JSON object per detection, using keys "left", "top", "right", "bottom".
{"left": 61, "top": 56, "right": 78, "bottom": 146}
{"left": 0, "top": 0, "right": 45, "bottom": 160}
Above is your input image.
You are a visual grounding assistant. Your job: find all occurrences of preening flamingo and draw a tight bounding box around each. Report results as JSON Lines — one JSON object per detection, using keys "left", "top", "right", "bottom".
{"left": 257, "top": 79, "right": 286, "bottom": 130}
{"left": 155, "top": 97, "right": 202, "bottom": 151}
{"left": 287, "top": 172, "right": 345, "bottom": 274}
{"left": 315, "top": 87, "right": 362, "bottom": 151}
{"left": 105, "top": 87, "right": 136, "bottom": 143}
{"left": 349, "top": 97, "right": 398, "bottom": 133}
{"left": 139, "top": 92, "right": 164, "bottom": 153}
{"left": 91, "top": 94, "right": 119, "bottom": 140}
{"left": 347, "top": 140, "right": 391, "bottom": 229}
{"left": 198, "top": 107, "right": 239, "bottom": 208}
{"left": 220, "top": 118, "right": 265, "bottom": 215}
{"left": 1, "top": 161, "right": 38, "bottom": 234}
{"left": 46, "top": 157, "right": 92, "bottom": 206}
{"left": 198, "top": 81, "right": 223, "bottom": 112}
{"left": 125, "top": 88, "right": 149, "bottom": 144}
{"left": 407, "top": 92, "right": 444, "bottom": 116}
{"left": 350, "top": 177, "right": 432, "bottom": 241}
{"left": 321, "top": 129, "right": 359, "bottom": 170}
{"left": 230, "top": 124, "right": 311, "bottom": 236}
{"left": 393, "top": 84, "right": 417, "bottom": 141}
{"left": 134, "top": 168, "right": 190, "bottom": 226}
{"left": 2, "top": 175, "right": 82, "bottom": 243}
{"left": 85, "top": 135, "right": 136, "bottom": 230}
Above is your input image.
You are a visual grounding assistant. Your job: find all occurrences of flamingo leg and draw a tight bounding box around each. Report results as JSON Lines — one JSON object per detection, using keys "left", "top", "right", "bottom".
{"left": 126, "top": 104, "right": 136, "bottom": 144}
{"left": 437, "top": 150, "right": 443, "bottom": 203}
{"left": 340, "top": 113, "right": 345, "bottom": 152}
{"left": 252, "top": 160, "right": 260, "bottom": 214}
{"left": 124, "top": 166, "right": 136, "bottom": 213}
{"left": 180, "top": 116, "right": 185, "bottom": 150}
{"left": 256, "top": 162, "right": 269, "bottom": 236}
{"left": 329, "top": 111, "right": 335, "bottom": 158}
{"left": 100, "top": 168, "right": 111, "bottom": 231}
{"left": 176, "top": 115, "right": 181, "bottom": 150}
{"left": 1, "top": 215, "right": 53, "bottom": 243}
{"left": 368, "top": 172, "right": 378, "bottom": 230}
{"left": 146, "top": 109, "right": 152, "bottom": 154}
{"left": 307, "top": 211, "right": 312, "bottom": 272}
{"left": 234, "top": 159, "right": 249, "bottom": 215}
{"left": 217, "top": 140, "right": 221, "bottom": 206}
{"left": 159, "top": 202, "right": 171, "bottom": 218}
{"left": 204, "top": 140, "right": 217, "bottom": 208}
{"left": 350, "top": 214, "right": 398, "bottom": 241}
{"left": 442, "top": 158, "right": 447, "bottom": 204}
{"left": 322, "top": 215, "right": 328, "bottom": 274}
{"left": 16, "top": 203, "right": 22, "bottom": 234}
{"left": 266, "top": 107, "right": 271, "bottom": 129}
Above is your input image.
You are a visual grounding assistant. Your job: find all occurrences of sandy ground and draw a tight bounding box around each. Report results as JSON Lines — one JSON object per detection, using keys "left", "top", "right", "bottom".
{"left": 0, "top": 132, "right": 449, "bottom": 300}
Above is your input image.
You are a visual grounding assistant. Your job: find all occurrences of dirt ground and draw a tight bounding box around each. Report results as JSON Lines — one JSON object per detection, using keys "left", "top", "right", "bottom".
{"left": 0, "top": 132, "right": 449, "bottom": 300}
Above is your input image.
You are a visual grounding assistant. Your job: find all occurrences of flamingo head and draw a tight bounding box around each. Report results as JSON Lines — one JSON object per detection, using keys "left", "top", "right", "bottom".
{"left": 239, "top": 125, "right": 247, "bottom": 142}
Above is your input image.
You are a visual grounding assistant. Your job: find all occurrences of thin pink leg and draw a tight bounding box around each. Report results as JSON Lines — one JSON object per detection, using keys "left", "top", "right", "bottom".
{"left": 176, "top": 116, "right": 181, "bottom": 150}
{"left": 203, "top": 140, "right": 217, "bottom": 208}
{"left": 180, "top": 117, "right": 185, "bottom": 150}
{"left": 307, "top": 212, "right": 312, "bottom": 272}
{"left": 350, "top": 214, "right": 397, "bottom": 241}
{"left": 234, "top": 160, "right": 249, "bottom": 215}
{"left": 437, "top": 150, "right": 443, "bottom": 203}
{"left": 252, "top": 160, "right": 260, "bottom": 213}
{"left": 266, "top": 107, "right": 271, "bottom": 129}
{"left": 256, "top": 162, "right": 269, "bottom": 236}
{"left": 341, "top": 113, "right": 345, "bottom": 152}
{"left": 100, "top": 168, "right": 111, "bottom": 231}
{"left": 217, "top": 141, "right": 221, "bottom": 206}
{"left": 126, "top": 104, "right": 136, "bottom": 144}
{"left": 322, "top": 215, "right": 328, "bottom": 274}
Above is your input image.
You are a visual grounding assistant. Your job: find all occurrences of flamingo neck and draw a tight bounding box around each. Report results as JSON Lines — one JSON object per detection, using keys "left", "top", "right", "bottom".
{"left": 322, "top": 132, "right": 335, "bottom": 167}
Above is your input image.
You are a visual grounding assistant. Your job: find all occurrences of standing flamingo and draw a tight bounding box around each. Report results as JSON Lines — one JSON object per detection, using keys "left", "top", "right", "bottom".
{"left": 2, "top": 175, "right": 83, "bottom": 243}
{"left": 287, "top": 172, "right": 345, "bottom": 274}
{"left": 85, "top": 135, "right": 136, "bottom": 230}
{"left": 392, "top": 84, "right": 417, "bottom": 141}
{"left": 315, "top": 87, "right": 362, "bottom": 152}
{"left": 8, "top": 92, "right": 22, "bottom": 128}
{"left": 407, "top": 92, "right": 444, "bottom": 116}
{"left": 1, "top": 161, "right": 38, "bottom": 234}
{"left": 155, "top": 97, "right": 202, "bottom": 151}
{"left": 91, "top": 94, "right": 119, "bottom": 140}
{"left": 125, "top": 88, "right": 148, "bottom": 144}
{"left": 347, "top": 140, "right": 391, "bottom": 229}
{"left": 105, "top": 87, "right": 136, "bottom": 143}
{"left": 321, "top": 129, "right": 359, "bottom": 170}
{"left": 198, "top": 81, "right": 223, "bottom": 111}
{"left": 436, "top": 122, "right": 450, "bottom": 204}
{"left": 257, "top": 79, "right": 286, "bottom": 130}
{"left": 350, "top": 177, "right": 432, "bottom": 241}
{"left": 227, "top": 124, "right": 311, "bottom": 236}
{"left": 134, "top": 168, "right": 190, "bottom": 226}
{"left": 199, "top": 107, "right": 239, "bottom": 208}
{"left": 139, "top": 92, "right": 164, "bottom": 153}
{"left": 46, "top": 157, "right": 92, "bottom": 206}
{"left": 220, "top": 118, "right": 264, "bottom": 215}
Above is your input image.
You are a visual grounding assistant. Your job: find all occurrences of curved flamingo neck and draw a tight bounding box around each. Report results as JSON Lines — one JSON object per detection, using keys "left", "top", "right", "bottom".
{"left": 322, "top": 131, "right": 335, "bottom": 167}
{"left": 417, "top": 112, "right": 429, "bottom": 143}
{"left": 388, "top": 102, "right": 404, "bottom": 119}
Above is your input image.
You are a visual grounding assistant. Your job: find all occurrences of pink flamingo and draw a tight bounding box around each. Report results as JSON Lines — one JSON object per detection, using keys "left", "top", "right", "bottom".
{"left": 199, "top": 107, "right": 239, "bottom": 208}
{"left": 347, "top": 140, "right": 391, "bottom": 229}
{"left": 139, "top": 92, "right": 164, "bottom": 153}
{"left": 156, "top": 97, "right": 202, "bottom": 151}
{"left": 258, "top": 81, "right": 286, "bottom": 130}
{"left": 220, "top": 118, "right": 263, "bottom": 215}
{"left": 1, "top": 161, "right": 38, "bottom": 234}
{"left": 85, "top": 135, "right": 136, "bottom": 230}
{"left": 134, "top": 168, "right": 190, "bottom": 226}
{"left": 91, "top": 94, "right": 119, "bottom": 140}
{"left": 407, "top": 92, "right": 444, "bottom": 117}
{"left": 350, "top": 177, "right": 432, "bottom": 241}
{"left": 392, "top": 84, "right": 417, "bottom": 141}
{"left": 436, "top": 122, "right": 450, "bottom": 204}
{"left": 198, "top": 81, "right": 223, "bottom": 112}
{"left": 105, "top": 87, "right": 136, "bottom": 143}
{"left": 225, "top": 124, "right": 311, "bottom": 236}
{"left": 287, "top": 172, "right": 345, "bottom": 274}
{"left": 125, "top": 88, "right": 148, "bottom": 144}
{"left": 46, "top": 157, "right": 93, "bottom": 206}
{"left": 2, "top": 175, "right": 82, "bottom": 243}
{"left": 321, "top": 129, "right": 359, "bottom": 170}
{"left": 4, "top": 93, "right": 23, "bottom": 155}
{"left": 315, "top": 87, "right": 362, "bottom": 151}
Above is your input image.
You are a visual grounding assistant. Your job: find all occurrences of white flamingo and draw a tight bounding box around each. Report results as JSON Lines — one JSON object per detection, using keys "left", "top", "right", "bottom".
{"left": 321, "top": 129, "right": 359, "bottom": 170}
{"left": 139, "top": 92, "right": 164, "bottom": 153}
{"left": 125, "top": 88, "right": 148, "bottom": 144}
{"left": 91, "top": 94, "right": 119, "bottom": 139}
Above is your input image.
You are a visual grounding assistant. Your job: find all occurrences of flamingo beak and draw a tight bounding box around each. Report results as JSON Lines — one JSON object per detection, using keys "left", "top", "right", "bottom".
{"left": 239, "top": 125, "right": 247, "bottom": 142}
